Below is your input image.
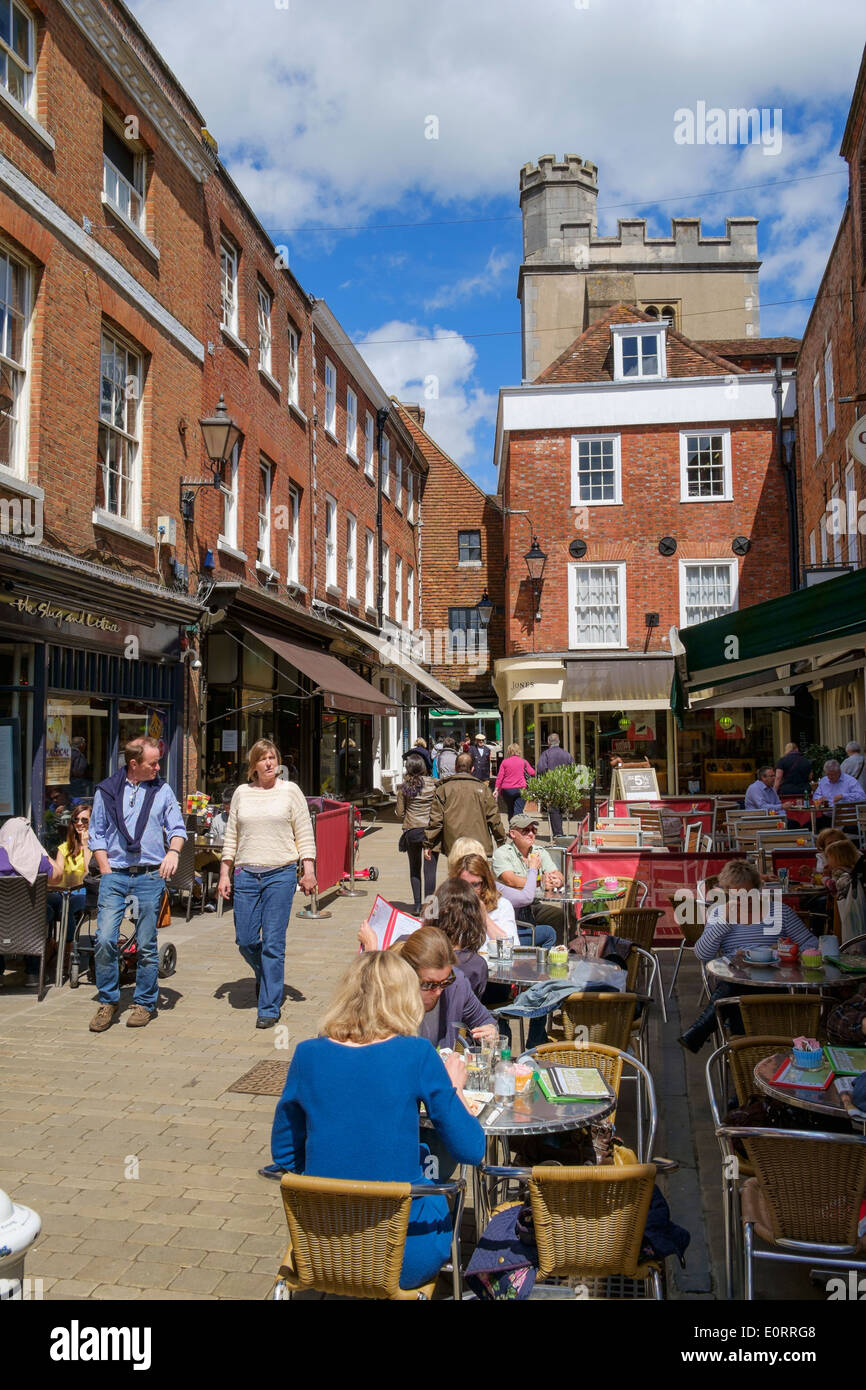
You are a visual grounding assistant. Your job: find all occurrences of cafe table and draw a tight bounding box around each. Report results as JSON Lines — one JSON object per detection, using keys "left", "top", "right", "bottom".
{"left": 449, "top": 1062, "right": 617, "bottom": 1225}
{"left": 484, "top": 946, "right": 551, "bottom": 990}
{"left": 706, "top": 953, "right": 851, "bottom": 990}
{"left": 753, "top": 1052, "right": 866, "bottom": 1133}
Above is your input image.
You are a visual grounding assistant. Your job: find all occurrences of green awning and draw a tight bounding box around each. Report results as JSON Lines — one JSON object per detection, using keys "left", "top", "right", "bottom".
{"left": 674, "top": 568, "right": 866, "bottom": 703}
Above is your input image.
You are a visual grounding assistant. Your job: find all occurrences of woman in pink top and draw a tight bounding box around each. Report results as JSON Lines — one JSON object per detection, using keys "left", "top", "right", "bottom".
{"left": 495, "top": 743, "right": 535, "bottom": 822}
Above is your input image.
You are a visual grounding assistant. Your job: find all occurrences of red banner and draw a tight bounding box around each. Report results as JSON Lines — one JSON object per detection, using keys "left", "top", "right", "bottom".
{"left": 567, "top": 849, "right": 747, "bottom": 943}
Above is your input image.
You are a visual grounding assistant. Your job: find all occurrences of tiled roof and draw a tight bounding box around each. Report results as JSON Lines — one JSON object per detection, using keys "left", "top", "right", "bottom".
{"left": 699, "top": 337, "right": 800, "bottom": 357}
{"left": 535, "top": 304, "right": 744, "bottom": 384}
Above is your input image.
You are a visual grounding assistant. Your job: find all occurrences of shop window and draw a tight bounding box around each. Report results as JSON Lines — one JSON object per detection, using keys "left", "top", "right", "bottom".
{"left": 44, "top": 696, "right": 110, "bottom": 850}
{"left": 242, "top": 635, "right": 276, "bottom": 688}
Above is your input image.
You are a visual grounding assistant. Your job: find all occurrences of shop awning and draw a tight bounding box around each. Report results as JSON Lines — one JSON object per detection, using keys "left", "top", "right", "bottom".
{"left": 672, "top": 569, "right": 866, "bottom": 716}
{"left": 563, "top": 656, "right": 674, "bottom": 711}
{"left": 337, "top": 619, "right": 476, "bottom": 715}
{"left": 247, "top": 626, "right": 400, "bottom": 719}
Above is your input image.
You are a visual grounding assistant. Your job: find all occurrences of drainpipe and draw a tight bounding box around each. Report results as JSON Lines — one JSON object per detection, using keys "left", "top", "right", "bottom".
{"left": 376, "top": 406, "right": 389, "bottom": 628}
{"left": 775, "top": 355, "right": 799, "bottom": 591}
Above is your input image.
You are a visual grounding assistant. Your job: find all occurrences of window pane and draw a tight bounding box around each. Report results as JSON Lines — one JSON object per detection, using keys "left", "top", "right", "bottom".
{"left": 104, "top": 122, "right": 136, "bottom": 184}
{"left": 0, "top": 1, "right": 10, "bottom": 48}
{"left": 573, "top": 566, "right": 620, "bottom": 644}
{"left": 12, "top": 4, "right": 28, "bottom": 61}
{"left": 621, "top": 336, "right": 639, "bottom": 376}
{"left": 6, "top": 53, "right": 25, "bottom": 103}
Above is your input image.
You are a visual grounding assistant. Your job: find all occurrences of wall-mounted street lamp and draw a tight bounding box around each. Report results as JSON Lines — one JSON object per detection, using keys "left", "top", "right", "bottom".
{"left": 180, "top": 395, "right": 244, "bottom": 524}
{"left": 524, "top": 536, "right": 547, "bottom": 620}
{"left": 476, "top": 590, "right": 494, "bottom": 628}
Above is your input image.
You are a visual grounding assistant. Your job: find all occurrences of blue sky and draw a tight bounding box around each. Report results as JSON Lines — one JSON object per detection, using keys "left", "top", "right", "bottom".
{"left": 130, "top": 0, "right": 860, "bottom": 491}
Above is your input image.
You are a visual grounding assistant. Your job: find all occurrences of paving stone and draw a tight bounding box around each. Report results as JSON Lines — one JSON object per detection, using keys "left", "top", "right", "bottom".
{"left": 168, "top": 1266, "right": 224, "bottom": 1294}
{"left": 212, "top": 1271, "right": 274, "bottom": 1299}
{"left": 47, "top": 1278, "right": 100, "bottom": 1299}
{"left": 73, "top": 1257, "right": 134, "bottom": 1284}
{"left": 167, "top": 1226, "right": 243, "bottom": 1253}
{"left": 133, "top": 1241, "right": 202, "bottom": 1267}
{"left": 197, "top": 1248, "right": 258, "bottom": 1274}
{"left": 123, "top": 1262, "right": 188, "bottom": 1290}
{"left": 90, "top": 1284, "right": 146, "bottom": 1300}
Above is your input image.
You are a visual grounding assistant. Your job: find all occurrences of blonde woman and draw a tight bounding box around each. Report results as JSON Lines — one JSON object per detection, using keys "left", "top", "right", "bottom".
{"left": 219, "top": 740, "right": 316, "bottom": 1029}
{"left": 269, "top": 950, "right": 484, "bottom": 1291}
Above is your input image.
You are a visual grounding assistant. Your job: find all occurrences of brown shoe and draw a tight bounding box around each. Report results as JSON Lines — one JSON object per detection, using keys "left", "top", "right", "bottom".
{"left": 89, "top": 1003, "right": 118, "bottom": 1033}
{"left": 126, "top": 1005, "right": 154, "bottom": 1028}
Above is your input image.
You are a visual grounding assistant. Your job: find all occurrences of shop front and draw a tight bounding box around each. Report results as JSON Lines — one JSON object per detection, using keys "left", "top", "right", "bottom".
{"left": 0, "top": 549, "right": 192, "bottom": 848}
{"left": 203, "top": 590, "right": 400, "bottom": 801}
{"left": 495, "top": 652, "right": 790, "bottom": 795}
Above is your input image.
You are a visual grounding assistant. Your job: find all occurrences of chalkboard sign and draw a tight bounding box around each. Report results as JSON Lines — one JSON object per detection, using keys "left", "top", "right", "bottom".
{"left": 611, "top": 765, "right": 660, "bottom": 802}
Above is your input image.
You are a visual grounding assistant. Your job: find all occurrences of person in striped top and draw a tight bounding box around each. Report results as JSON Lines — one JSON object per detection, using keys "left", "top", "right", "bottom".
{"left": 679, "top": 860, "right": 818, "bottom": 1053}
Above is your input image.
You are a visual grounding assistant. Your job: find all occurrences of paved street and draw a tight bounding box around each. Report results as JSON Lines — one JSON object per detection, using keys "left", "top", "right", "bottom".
{"left": 0, "top": 820, "right": 820, "bottom": 1301}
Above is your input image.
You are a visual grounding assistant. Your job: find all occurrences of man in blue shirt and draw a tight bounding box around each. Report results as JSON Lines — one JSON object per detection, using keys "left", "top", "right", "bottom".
{"left": 745, "top": 766, "right": 799, "bottom": 827}
{"left": 88, "top": 737, "right": 186, "bottom": 1033}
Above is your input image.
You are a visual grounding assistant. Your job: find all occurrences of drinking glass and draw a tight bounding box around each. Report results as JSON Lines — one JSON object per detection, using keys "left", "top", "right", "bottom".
{"left": 465, "top": 1047, "right": 486, "bottom": 1089}
{"left": 499, "top": 938, "right": 513, "bottom": 965}
{"left": 487, "top": 937, "right": 500, "bottom": 960}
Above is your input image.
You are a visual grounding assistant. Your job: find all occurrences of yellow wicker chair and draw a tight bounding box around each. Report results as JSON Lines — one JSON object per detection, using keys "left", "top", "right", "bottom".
{"left": 720, "top": 993, "right": 823, "bottom": 1039}
{"left": 529, "top": 1040, "right": 658, "bottom": 1162}
{"left": 556, "top": 992, "right": 637, "bottom": 1050}
{"left": 706, "top": 1036, "right": 801, "bottom": 1298}
{"left": 480, "top": 1163, "right": 663, "bottom": 1298}
{"left": 716, "top": 1128, "right": 866, "bottom": 1299}
{"left": 272, "top": 1172, "right": 464, "bottom": 1300}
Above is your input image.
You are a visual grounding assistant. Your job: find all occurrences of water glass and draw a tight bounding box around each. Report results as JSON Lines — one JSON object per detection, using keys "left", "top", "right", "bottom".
{"left": 499, "top": 938, "right": 513, "bottom": 965}
{"left": 465, "top": 1047, "right": 486, "bottom": 1089}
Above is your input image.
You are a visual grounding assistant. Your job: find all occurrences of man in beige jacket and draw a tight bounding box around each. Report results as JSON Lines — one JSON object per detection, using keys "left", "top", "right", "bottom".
{"left": 424, "top": 753, "right": 506, "bottom": 860}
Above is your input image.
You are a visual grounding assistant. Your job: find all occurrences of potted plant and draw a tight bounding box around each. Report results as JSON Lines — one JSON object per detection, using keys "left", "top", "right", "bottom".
{"left": 524, "top": 763, "right": 595, "bottom": 828}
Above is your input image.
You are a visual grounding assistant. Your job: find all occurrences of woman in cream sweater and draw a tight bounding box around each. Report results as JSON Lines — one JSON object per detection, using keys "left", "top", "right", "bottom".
{"left": 219, "top": 740, "right": 316, "bottom": 1029}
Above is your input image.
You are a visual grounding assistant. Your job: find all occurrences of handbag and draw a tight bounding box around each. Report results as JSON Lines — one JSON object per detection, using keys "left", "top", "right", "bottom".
{"left": 156, "top": 889, "right": 172, "bottom": 929}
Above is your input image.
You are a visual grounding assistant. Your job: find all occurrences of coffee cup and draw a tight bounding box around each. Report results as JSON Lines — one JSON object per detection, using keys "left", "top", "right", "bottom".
{"left": 748, "top": 947, "right": 773, "bottom": 963}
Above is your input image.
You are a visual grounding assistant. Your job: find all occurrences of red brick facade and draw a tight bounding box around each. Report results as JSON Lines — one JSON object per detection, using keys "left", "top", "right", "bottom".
{"left": 395, "top": 402, "right": 504, "bottom": 704}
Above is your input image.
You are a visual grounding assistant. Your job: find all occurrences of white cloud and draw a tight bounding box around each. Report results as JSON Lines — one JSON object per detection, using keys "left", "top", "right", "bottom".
{"left": 355, "top": 320, "right": 497, "bottom": 478}
{"left": 128, "top": 0, "right": 859, "bottom": 237}
{"left": 424, "top": 249, "right": 512, "bottom": 310}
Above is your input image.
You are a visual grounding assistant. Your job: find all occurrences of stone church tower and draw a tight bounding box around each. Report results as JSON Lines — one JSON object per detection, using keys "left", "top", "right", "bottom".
{"left": 518, "top": 155, "right": 761, "bottom": 380}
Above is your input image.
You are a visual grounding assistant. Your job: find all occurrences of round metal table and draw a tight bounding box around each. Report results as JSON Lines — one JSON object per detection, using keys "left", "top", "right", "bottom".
{"left": 706, "top": 953, "right": 851, "bottom": 990}
{"left": 484, "top": 949, "right": 551, "bottom": 989}
{"left": 754, "top": 1052, "right": 864, "bottom": 1130}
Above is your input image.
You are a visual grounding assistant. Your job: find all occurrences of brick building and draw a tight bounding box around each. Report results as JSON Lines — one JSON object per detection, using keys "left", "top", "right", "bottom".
{"left": 0, "top": 0, "right": 209, "bottom": 842}
{"left": 792, "top": 43, "right": 866, "bottom": 749}
{"left": 394, "top": 399, "right": 503, "bottom": 748}
{"left": 492, "top": 304, "right": 796, "bottom": 793}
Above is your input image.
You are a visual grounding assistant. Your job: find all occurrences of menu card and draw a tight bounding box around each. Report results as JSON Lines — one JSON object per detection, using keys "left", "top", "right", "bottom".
{"left": 365, "top": 894, "right": 423, "bottom": 949}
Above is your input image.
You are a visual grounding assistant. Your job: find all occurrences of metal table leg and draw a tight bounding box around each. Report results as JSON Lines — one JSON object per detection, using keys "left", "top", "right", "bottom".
{"left": 55, "top": 891, "right": 70, "bottom": 990}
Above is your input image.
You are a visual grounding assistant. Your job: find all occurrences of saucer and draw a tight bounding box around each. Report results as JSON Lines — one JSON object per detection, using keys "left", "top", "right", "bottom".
{"left": 743, "top": 951, "right": 780, "bottom": 967}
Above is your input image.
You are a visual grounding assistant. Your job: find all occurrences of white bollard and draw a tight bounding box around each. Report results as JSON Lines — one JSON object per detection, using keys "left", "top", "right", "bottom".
{"left": 0, "top": 1189, "right": 41, "bottom": 1299}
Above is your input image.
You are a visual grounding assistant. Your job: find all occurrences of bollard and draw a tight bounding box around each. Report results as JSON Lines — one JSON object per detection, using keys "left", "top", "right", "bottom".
{"left": 0, "top": 1189, "right": 41, "bottom": 1300}
{"left": 297, "top": 886, "right": 332, "bottom": 920}
{"left": 339, "top": 803, "right": 366, "bottom": 898}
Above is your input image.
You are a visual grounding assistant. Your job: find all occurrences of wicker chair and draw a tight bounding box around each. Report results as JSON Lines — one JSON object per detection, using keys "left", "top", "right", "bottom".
{"left": 529, "top": 1040, "right": 658, "bottom": 1162}
{"left": 556, "top": 991, "right": 637, "bottom": 1051}
{"left": 716, "top": 992, "right": 822, "bottom": 1039}
{"left": 577, "top": 877, "right": 645, "bottom": 934}
{"left": 272, "top": 1172, "right": 465, "bottom": 1300}
{"left": 480, "top": 1163, "right": 663, "bottom": 1298}
{"left": 168, "top": 837, "right": 198, "bottom": 922}
{"left": 705, "top": 1036, "right": 796, "bottom": 1298}
{"left": 715, "top": 1127, "right": 866, "bottom": 1299}
{"left": 0, "top": 873, "right": 50, "bottom": 999}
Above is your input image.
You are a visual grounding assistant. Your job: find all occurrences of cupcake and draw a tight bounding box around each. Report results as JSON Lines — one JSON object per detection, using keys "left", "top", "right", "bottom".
{"left": 792, "top": 1036, "right": 823, "bottom": 1069}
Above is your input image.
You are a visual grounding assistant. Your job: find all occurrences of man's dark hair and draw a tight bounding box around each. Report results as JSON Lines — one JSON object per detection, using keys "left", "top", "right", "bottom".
{"left": 455, "top": 752, "right": 473, "bottom": 773}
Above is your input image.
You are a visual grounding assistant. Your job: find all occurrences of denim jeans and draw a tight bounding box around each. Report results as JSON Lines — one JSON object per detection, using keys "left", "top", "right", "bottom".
{"left": 233, "top": 864, "right": 298, "bottom": 1018}
{"left": 502, "top": 789, "right": 525, "bottom": 820}
{"left": 96, "top": 869, "right": 165, "bottom": 1009}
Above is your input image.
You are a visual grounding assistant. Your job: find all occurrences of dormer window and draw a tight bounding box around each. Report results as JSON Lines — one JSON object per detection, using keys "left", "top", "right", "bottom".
{"left": 611, "top": 323, "right": 666, "bottom": 382}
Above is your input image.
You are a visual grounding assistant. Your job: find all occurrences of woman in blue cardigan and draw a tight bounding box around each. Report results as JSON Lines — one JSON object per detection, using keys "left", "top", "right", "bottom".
{"left": 271, "top": 949, "right": 485, "bottom": 1291}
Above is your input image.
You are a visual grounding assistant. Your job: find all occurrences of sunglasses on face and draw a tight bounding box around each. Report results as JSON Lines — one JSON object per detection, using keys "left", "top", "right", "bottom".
{"left": 419, "top": 973, "right": 456, "bottom": 993}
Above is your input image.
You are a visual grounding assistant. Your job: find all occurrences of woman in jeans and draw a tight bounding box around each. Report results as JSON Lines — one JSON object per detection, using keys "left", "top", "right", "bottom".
{"left": 219, "top": 740, "right": 316, "bottom": 1029}
{"left": 494, "top": 743, "right": 535, "bottom": 821}
{"left": 396, "top": 754, "right": 438, "bottom": 912}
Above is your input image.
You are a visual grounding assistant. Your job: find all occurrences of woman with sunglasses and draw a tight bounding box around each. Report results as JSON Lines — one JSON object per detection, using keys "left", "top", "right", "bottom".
{"left": 392, "top": 925, "right": 499, "bottom": 1048}
{"left": 47, "top": 805, "right": 93, "bottom": 946}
